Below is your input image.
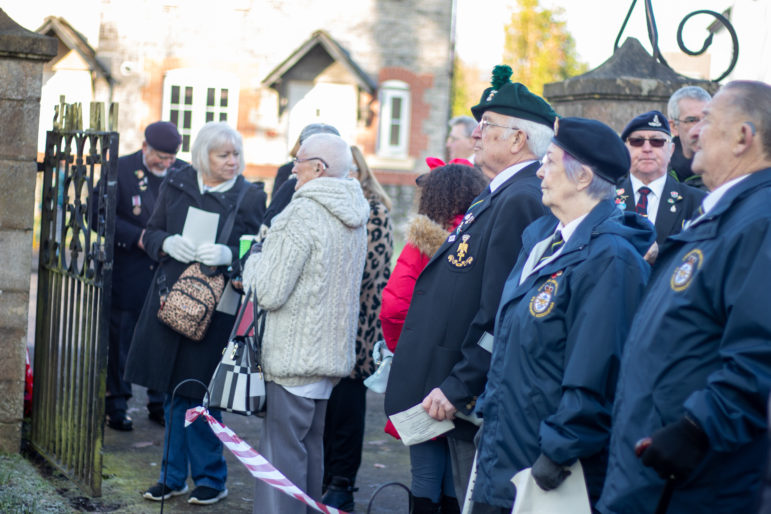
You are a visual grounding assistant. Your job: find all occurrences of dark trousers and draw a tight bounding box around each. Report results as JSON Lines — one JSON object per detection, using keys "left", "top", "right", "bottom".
{"left": 108, "top": 308, "right": 164, "bottom": 414}
{"left": 322, "top": 377, "right": 367, "bottom": 485}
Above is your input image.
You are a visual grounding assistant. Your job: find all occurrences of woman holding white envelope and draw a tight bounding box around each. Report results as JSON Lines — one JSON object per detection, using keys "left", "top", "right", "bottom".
{"left": 469, "top": 118, "right": 654, "bottom": 512}
{"left": 125, "top": 121, "right": 266, "bottom": 505}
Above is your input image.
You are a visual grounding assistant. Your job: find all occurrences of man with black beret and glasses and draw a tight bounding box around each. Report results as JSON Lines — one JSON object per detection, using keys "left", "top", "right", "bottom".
{"left": 617, "top": 110, "right": 704, "bottom": 262}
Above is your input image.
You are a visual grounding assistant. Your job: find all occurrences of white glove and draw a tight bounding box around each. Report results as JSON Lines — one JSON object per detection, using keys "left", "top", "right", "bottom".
{"left": 162, "top": 235, "right": 196, "bottom": 263}
{"left": 196, "top": 243, "right": 233, "bottom": 266}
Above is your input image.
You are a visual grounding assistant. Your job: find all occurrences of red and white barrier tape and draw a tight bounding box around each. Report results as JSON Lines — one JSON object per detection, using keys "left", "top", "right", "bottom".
{"left": 185, "top": 406, "right": 348, "bottom": 514}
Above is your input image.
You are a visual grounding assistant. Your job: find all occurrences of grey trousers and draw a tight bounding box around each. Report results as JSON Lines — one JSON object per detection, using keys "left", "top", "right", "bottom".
{"left": 253, "top": 381, "right": 328, "bottom": 514}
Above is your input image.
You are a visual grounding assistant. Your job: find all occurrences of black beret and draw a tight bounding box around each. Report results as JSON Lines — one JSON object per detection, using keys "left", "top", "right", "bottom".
{"left": 144, "top": 121, "right": 182, "bottom": 154}
{"left": 620, "top": 110, "right": 671, "bottom": 141}
{"left": 471, "top": 81, "right": 557, "bottom": 128}
{"left": 551, "top": 117, "right": 630, "bottom": 186}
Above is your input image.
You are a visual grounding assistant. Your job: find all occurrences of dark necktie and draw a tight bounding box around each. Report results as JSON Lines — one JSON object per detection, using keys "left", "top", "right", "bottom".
{"left": 635, "top": 186, "right": 652, "bottom": 217}
{"left": 539, "top": 231, "right": 564, "bottom": 263}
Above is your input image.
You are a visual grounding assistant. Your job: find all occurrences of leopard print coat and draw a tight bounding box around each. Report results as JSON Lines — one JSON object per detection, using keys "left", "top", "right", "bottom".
{"left": 351, "top": 196, "right": 393, "bottom": 379}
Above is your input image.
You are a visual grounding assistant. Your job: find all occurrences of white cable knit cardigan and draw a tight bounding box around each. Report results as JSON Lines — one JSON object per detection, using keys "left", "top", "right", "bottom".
{"left": 243, "top": 177, "right": 369, "bottom": 387}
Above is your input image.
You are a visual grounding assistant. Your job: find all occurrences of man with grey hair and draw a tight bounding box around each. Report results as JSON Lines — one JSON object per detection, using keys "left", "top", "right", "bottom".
{"left": 385, "top": 65, "right": 555, "bottom": 511}
{"left": 265, "top": 123, "right": 341, "bottom": 225}
{"left": 667, "top": 85, "right": 712, "bottom": 189}
{"left": 244, "top": 131, "right": 368, "bottom": 514}
{"left": 446, "top": 115, "right": 478, "bottom": 162}
{"left": 598, "top": 80, "right": 771, "bottom": 514}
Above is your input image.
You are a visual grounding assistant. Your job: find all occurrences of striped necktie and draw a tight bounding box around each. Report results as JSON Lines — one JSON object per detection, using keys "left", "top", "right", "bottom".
{"left": 635, "top": 186, "right": 652, "bottom": 216}
{"left": 539, "top": 231, "right": 564, "bottom": 263}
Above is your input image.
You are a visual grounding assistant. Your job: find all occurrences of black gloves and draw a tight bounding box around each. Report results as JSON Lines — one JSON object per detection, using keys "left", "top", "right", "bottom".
{"left": 638, "top": 416, "right": 709, "bottom": 481}
{"left": 531, "top": 453, "right": 571, "bottom": 491}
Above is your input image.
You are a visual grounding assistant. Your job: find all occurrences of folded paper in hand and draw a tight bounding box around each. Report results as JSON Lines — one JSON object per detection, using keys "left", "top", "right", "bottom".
{"left": 388, "top": 403, "right": 454, "bottom": 446}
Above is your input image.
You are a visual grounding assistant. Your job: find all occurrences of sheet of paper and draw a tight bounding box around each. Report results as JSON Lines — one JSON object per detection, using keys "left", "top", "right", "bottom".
{"left": 388, "top": 403, "right": 454, "bottom": 446}
{"left": 182, "top": 207, "right": 220, "bottom": 248}
{"left": 510, "top": 461, "right": 591, "bottom": 514}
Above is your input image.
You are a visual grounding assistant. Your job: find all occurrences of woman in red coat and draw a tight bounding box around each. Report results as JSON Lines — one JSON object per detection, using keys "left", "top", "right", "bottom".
{"left": 380, "top": 159, "right": 487, "bottom": 513}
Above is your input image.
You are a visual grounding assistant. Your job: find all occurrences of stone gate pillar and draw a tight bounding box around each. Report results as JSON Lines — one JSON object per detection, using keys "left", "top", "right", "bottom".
{"left": 0, "top": 9, "right": 56, "bottom": 452}
{"left": 544, "top": 38, "right": 718, "bottom": 133}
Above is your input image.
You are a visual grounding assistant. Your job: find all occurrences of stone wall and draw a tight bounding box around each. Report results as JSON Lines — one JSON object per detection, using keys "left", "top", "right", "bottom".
{"left": 0, "top": 10, "right": 56, "bottom": 452}
{"left": 544, "top": 38, "right": 720, "bottom": 133}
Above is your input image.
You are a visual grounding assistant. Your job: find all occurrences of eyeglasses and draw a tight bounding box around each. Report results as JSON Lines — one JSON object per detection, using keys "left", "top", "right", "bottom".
{"left": 673, "top": 116, "right": 701, "bottom": 125}
{"left": 294, "top": 156, "right": 329, "bottom": 169}
{"left": 627, "top": 137, "right": 669, "bottom": 148}
{"left": 479, "top": 119, "right": 520, "bottom": 132}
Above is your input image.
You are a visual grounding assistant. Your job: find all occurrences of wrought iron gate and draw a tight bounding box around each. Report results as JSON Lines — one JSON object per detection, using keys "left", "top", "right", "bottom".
{"left": 30, "top": 105, "right": 118, "bottom": 496}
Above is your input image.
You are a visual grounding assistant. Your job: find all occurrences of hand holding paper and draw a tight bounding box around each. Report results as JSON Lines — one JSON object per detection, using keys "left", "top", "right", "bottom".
{"left": 388, "top": 403, "right": 454, "bottom": 446}
{"left": 421, "top": 387, "right": 457, "bottom": 421}
{"left": 197, "top": 243, "right": 233, "bottom": 266}
{"left": 162, "top": 235, "right": 196, "bottom": 263}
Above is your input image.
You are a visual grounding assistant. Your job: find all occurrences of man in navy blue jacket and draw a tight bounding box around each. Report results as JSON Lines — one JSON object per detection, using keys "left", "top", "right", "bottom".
{"left": 105, "top": 121, "right": 185, "bottom": 431}
{"left": 598, "top": 81, "right": 771, "bottom": 513}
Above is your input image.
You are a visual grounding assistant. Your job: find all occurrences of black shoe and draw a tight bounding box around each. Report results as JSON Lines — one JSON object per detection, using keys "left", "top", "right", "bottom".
{"left": 148, "top": 409, "right": 165, "bottom": 427}
{"left": 321, "top": 476, "right": 356, "bottom": 511}
{"left": 411, "top": 495, "right": 440, "bottom": 514}
{"left": 106, "top": 411, "right": 133, "bottom": 431}
{"left": 143, "top": 482, "right": 189, "bottom": 501}
{"left": 188, "top": 485, "right": 228, "bottom": 505}
{"left": 439, "top": 494, "right": 460, "bottom": 513}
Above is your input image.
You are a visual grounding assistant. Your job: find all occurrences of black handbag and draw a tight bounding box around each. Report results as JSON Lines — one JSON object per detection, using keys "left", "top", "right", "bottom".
{"left": 205, "top": 290, "right": 266, "bottom": 415}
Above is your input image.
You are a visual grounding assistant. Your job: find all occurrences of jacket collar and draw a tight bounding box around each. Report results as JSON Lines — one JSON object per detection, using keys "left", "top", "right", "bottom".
{"left": 674, "top": 166, "right": 771, "bottom": 242}
{"left": 166, "top": 165, "right": 245, "bottom": 210}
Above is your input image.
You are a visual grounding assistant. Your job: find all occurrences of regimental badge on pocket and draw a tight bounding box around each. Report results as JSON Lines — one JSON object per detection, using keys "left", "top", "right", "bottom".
{"left": 529, "top": 273, "right": 562, "bottom": 318}
{"left": 447, "top": 234, "right": 474, "bottom": 268}
{"left": 670, "top": 248, "right": 703, "bottom": 292}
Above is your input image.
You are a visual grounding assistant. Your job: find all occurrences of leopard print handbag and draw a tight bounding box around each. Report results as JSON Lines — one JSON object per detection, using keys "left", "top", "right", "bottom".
{"left": 157, "top": 263, "right": 225, "bottom": 341}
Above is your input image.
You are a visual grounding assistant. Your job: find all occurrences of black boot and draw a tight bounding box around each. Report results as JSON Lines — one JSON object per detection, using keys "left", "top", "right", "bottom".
{"left": 321, "top": 476, "right": 355, "bottom": 511}
{"left": 439, "top": 494, "right": 460, "bottom": 513}
{"left": 411, "top": 495, "right": 441, "bottom": 514}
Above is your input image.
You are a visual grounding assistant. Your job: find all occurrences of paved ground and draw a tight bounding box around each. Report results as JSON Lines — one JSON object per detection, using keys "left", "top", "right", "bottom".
{"left": 95, "top": 387, "right": 412, "bottom": 513}
{"left": 25, "top": 267, "right": 412, "bottom": 513}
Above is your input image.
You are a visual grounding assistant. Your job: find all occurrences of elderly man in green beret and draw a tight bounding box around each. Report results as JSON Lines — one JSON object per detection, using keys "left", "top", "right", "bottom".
{"left": 385, "top": 65, "right": 557, "bottom": 511}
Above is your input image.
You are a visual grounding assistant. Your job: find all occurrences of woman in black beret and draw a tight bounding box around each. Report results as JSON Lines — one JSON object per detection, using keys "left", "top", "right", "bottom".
{"left": 469, "top": 117, "right": 656, "bottom": 512}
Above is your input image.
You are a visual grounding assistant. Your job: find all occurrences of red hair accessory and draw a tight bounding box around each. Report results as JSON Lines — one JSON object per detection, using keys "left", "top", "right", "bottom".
{"left": 425, "top": 157, "right": 473, "bottom": 169}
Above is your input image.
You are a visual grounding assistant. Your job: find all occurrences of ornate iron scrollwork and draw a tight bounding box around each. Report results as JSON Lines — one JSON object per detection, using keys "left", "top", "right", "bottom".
{"left": 614, "top": 0, "right": 739, "bottom": 82}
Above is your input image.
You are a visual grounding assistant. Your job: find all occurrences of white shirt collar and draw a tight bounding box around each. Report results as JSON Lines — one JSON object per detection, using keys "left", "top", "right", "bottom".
{"left": 489, "top": 160, "right": 538, "bottom": 193}
{"left": 702, "top": 174, "right": 750, "bottom": 214}
{"left": 630, "top": 173, "right": 667, "bottom": 199}
{"left": 555, "top": 213, "right": 589, "bottom": 245}
{"left": 197, "top": 173, "right": 237, "bottom": 194}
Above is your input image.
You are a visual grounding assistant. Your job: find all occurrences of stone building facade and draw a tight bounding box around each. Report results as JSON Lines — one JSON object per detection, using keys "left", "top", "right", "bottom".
{"left": 35, "top": 0, "right": 456, "bottom": 188}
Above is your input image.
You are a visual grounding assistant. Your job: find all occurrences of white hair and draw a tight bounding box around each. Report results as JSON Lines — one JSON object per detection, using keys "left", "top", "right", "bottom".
{"left": 505, "top": 117, "right": 554, "bottom": 159}
{"left": 191, "top": 122, "right": 245, "bottom": 177}
{"left": 300, "top": 133, "right": 352, "bottom": 178}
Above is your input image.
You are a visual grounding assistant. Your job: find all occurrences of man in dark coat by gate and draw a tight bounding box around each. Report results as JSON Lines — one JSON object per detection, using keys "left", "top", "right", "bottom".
{"left": 384, "top": 65, "right": 556, "bottom": 509}
{"left": 104, "top": 121, "right": 185, "bottom": 430}
{"left": 598, "top": 80, "right": 771, "bottom": 514}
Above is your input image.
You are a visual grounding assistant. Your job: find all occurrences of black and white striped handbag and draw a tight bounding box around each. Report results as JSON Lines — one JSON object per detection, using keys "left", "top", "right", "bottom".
{"left": 206, "top": 290, "right": 266, "bottom": 416}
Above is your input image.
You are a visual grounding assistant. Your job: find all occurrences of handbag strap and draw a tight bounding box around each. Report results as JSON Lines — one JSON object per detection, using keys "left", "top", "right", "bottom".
{"left": 227, "top": 287, "right": 256, "bottom": 341}
{"left": 216, "top": 179, "right": 251, "bottom": 246}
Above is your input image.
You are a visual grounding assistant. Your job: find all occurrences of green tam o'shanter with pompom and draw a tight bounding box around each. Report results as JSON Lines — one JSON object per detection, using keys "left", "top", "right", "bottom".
{"left": 470, "top": 64, "right": 557, "bottom": 128}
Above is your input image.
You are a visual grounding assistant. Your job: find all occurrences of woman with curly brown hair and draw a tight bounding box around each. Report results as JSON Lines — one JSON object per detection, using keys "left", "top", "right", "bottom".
{"left": 380, "top": 159, "right": 487, "bottom": 513}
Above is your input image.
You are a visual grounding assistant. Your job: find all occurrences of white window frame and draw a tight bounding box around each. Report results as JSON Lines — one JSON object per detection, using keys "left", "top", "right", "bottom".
{"left": 377, "top": 80, "right": 411, "bottom": 158}
{"left": 161, "top": 69, "right": 240, "bottom": 160}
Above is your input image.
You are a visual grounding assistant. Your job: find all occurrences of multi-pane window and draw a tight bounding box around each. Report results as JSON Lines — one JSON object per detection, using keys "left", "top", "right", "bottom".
{"left": 162, "top": 69, "right": 239, "bottom": 158}
{"left": 377, "top": 80, "right": 411, "bottom": 158}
